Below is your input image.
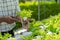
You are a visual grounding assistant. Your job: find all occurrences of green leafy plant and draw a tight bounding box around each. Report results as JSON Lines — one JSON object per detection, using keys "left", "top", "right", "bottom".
{"left": 0, "top": 33, "right": 11, "bottom": 40}
{"left": 42, "top": 13, "right": 60, "bottom": 33}
{"left": 29, "top": 21, "right": 42, "bottom": 31}
{"left": 17, "top": 9, "right": 33, "bottom": 18}
{"left": 21, "top": 13, "right": 60, "bottom": 40}
{"left": 0, "top": 33, "right": 16, "bottom": 40}
{"left": 20, "top": 35, "right": 33, "bottom": 40}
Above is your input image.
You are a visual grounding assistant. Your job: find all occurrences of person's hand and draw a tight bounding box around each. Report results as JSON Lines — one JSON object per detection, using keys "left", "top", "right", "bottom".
{"left": 4, "top": 16, "right": 15, "bottom": 24}
{"left": 11, "top": 16, "right": 21, "bottom": 22}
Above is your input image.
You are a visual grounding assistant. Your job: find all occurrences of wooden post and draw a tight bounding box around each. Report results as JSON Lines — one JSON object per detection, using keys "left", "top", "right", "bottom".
{"left": 38, "top": 0, "right": 40, "bottom": 21}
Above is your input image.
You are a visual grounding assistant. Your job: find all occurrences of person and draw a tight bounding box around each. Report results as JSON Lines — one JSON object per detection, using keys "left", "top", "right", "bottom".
{"left": 0, "top": 0, "right": 20, "bottom": 37}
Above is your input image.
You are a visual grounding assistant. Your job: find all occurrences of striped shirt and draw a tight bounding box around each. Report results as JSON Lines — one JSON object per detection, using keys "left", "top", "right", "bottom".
{"left": 0, "top": 0, "right": 20, "bottom": 32}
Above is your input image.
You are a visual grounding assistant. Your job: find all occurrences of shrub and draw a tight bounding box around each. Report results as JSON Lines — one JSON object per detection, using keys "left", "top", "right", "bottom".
{"left": 0, "top": 33, "right": 16, "bottom": 40}
{"left": 19, "top": 2, "right": 60, "bottom": 20}
{"left": 20, "top": 13, "right": 60, "bottom": 40}
{"left": 0, "top": 33, "right": 11, "bottom": 40}
{"left": 42, "top": 13, "right": 60, "bottom": 33}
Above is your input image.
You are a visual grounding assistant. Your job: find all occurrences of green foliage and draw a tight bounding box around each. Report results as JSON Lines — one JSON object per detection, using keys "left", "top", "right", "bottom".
{"left": 13, "top": 2, "right": 60, "bottom": 40}
{"left": 29, "top": 21, "right": 42, "bottom": 31}
{"left": 21, "top": 33, "right": 60, "bottom": 40}
{"left": 0, "top": 33, "right": 11, "bottom": 40}
{"left": 13, "top": 22, "right": 22, "bottom": 30}
{"left": 11, "top": 38, "right": 16, "bottom": 40}
{"left": 17, "top": 9, "right": 32, "bottom": 18}
{"left": 20, "top": 35, "right": 33, "bottom": 40}
{"left": 21, "top": 13, "right": 60, "bottom": 40}
{"left": 0, "top": 33, "right": 16, "bottom": 40}
{"left": 19, "top": 2, "right": 60, "bottom": 20}
{"left": 42, "top": 13, "right": 60, "bottom": 33}
{"left": 28, "top": 21, "right": 43, "bottom": 36}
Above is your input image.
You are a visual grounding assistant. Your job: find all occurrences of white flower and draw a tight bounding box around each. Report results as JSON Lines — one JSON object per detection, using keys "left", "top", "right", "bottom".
{"left": 47, "top": 31, "right": 53, "bottom": 35}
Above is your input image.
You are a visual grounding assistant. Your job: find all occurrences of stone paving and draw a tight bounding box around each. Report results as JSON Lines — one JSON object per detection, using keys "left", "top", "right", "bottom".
{"left": 7, "top": 29, "right": 32, "bottom": 40}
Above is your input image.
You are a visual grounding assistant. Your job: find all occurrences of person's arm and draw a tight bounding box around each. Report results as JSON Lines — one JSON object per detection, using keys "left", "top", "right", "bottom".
{"left": 0, "top": 16, "right": 15, "bottom": 24}
{"left": 0, "top": 17, "right": 4, "bottom": 23}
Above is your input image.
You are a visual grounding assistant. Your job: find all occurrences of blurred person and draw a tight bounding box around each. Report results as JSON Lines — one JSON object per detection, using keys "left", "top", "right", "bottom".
{"left": 0, "top": 0, "right": 20, "bottom": 37}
